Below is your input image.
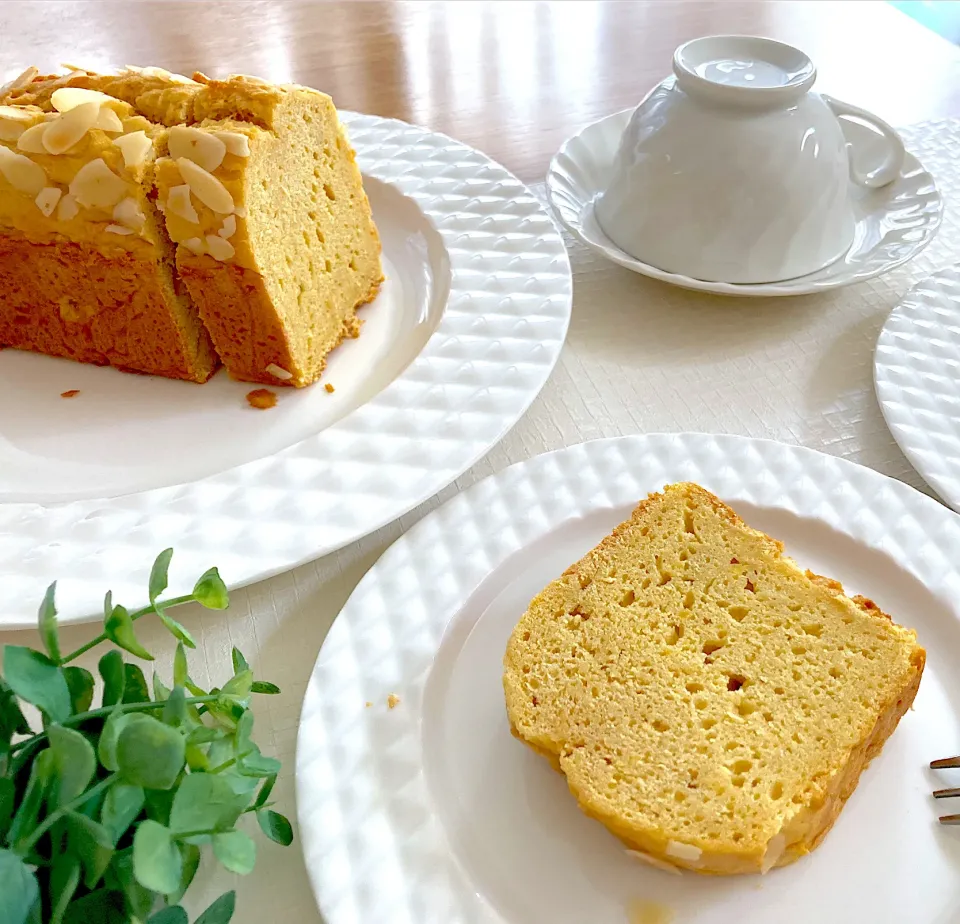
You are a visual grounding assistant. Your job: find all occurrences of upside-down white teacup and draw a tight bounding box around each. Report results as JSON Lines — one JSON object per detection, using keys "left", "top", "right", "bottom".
{"left": 594, "top": 35, "right": 906, "bottom": 285}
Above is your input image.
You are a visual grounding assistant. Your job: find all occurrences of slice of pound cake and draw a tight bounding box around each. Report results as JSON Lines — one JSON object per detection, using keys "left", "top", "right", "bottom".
{"left": 0, "top": 65, "right": 382, "bottom": 386}
{"left": 503, "top": 483, "right": 925, "bottom": 875}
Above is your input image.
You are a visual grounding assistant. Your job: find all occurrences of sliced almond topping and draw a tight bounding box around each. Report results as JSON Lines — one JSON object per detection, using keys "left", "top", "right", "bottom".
{"left": 50, "top": 87, "right": 115, "bottom": 112}
{"left": 95, "top": 108, "right": 123, "bottom": 133}
{"left": 233, "top": 205, "right": 247, "bottom": 218}
{"left": 180, "top": 236, "right": 205, "bottom": 255}
{"left": 0, "top": 122, "right": 24, "bottom": 142}
{"left": 665, "top": 841, "right": 702, "bottom": 863}
{"left": 215, "top": 131, "right": 250, "bottom": 157}
{"left": 35, "top": 186, "right": 62, "bottom": 217}
{"left": 166, "top": 184, "right": 199, "bottom": 223}
{"left": 266, "top": 363, "right": 293, "bottom": 381}
{"left": 168, "top": 126, "right": 225, "bottom": 173}
{"left": 176, "top": 157, "right": 234, "bottom": 214}
{"left": 56, "top": 193, "right": 79, "bottom": 221}
{"left": 68, "top": 158, "right": 128, "bottom": 208}
{"left": 205, "top": 234, "right": 235, "bottom": 261}
{"left": 42, "top": 102, "right": 99, "bottom": 155}
{"left": 113, "top": 130, "right": 152, "bottom": 169}
{"left": 0, "top": 66, "right": 38, "bottom": 96}
{"left": 105, "top": 223, "right": 134, "bottom": 235}
{"left": 16, "top": 123, "right": 48, "bottom": 153}
{"left": 113, "top": 196, "right": 145, "bottom": 230}
{"left": 139, "top": 66, "right": 197, "bottom": 85}
{"left": 0, "top": 146, "right": 47, "bottom": 195}
{"left": 218, "top": 214, "right": 236, "bottom": 239}
{"left": 0, "top": 106, "right": 36, "bottom": 123}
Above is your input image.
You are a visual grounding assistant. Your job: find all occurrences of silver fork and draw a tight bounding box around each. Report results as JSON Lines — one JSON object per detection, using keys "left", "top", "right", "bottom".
{"left": 931, "top": 757, "right": 960, "bottom": 824}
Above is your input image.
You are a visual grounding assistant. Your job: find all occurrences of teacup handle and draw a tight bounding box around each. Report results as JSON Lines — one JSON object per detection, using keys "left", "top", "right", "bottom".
{"left": 823, "top": 94, "right": 905, "bottom": 189}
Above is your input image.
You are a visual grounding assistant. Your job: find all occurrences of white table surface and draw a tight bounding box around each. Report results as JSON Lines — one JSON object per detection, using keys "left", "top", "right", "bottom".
{"left": 3, "top": 117, "right": 959, "bottom": 923}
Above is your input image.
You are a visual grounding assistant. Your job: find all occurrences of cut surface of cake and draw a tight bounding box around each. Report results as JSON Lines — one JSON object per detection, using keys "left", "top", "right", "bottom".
{"left": 503, "top": 483, "right": 925, "bottom": 875}
{"left": 0, "top": 64, "right": 382, "bottom": 386}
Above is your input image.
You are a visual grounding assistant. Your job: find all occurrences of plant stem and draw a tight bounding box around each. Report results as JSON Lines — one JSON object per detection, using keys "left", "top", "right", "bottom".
{"left": 18, "top": 773, "right": 119, "bottom": 853}
{"left": 60, "top": 594, "right": 195, "bottom": 663}
{"left": 8, "top": 695, "right": 221, "bottom": 754}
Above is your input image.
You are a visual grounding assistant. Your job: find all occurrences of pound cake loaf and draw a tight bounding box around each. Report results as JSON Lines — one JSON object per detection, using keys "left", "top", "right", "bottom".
{"left": 0, "top": 64, "right": 382, "bottom": 386}
{"left": 503, "top": 483, "right": 924, "bottom": 875}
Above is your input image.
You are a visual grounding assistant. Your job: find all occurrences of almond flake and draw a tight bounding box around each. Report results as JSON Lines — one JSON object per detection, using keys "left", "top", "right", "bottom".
{"left": 95, "top": 108, "right": 123, "bottom": 133}
{"left": 166, "top": 184, "right": 199, "bottom": 223}
{"left": 113, "top": 130, "right": 152, "bottom": 169}
{"left": 0, "top": 122, "right": 24, "bottom": 142}
{"left": 180, "top": 236, "right": 205, "bottom": 255}
{"left": 50, "top": 87, "right": 115, "bottom": 112}
{"left": 69, "top": 158, "right": 127, "bottom": 208}
{"left": 16, "top": 122, "right": 48, "bottom": 153}
{"left": 665, "top": 840, "right": 702, "bottom": 863}
{"left": 113, "top": 196, "right": 144, "bottom": 230}
{"left": 105, "top": 223, "right": 134, "bottom": 235}
{"left": 0, "top": 66, "right": 38, "bottom": 96}
{"left": 233, "top": 205, "right": 247, "bottom": 218}
{"left": 168, "top": 126, "right": 225, "bottom": 172}
{"left": 266, "top": 363, "right": 293, "bottom": 381}
{"left": 42, "top": 102, "right": 99, "bottom": 154}
{"left": 0, "top": 145, "right": 47, "bottom": 195}
{"left": 218, "top": 214, "right": 236, "bottom": 238}
{"left": 35, "top": 186, "right": 62, "bottom": 217}
{"left": 56, "top": 193, "right": 79, "bottom": 221}
{"left": 176, "top": 157, "right": 234, "bottom": 214}
{"left": 215, "top": 130, "right": 250, "bottom": 157}
{"left": 0, "top": 105, "right": 36, "bottom": 123}
{"left": 205, "top": 234, "right": 235, "bottom": 261}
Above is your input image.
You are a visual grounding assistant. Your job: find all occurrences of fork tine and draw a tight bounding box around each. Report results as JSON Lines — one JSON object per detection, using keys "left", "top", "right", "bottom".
{"left": 940, "top": 814, "right": 960, "bottom": 825}
{"left": 931, "top": 757, "right": 960, "bottom": 769}
{"left": 934, "top": 787, "right": 960, "bottom": 799}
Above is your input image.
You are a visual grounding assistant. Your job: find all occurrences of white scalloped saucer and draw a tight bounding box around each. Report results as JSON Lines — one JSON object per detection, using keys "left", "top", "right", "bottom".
{"left": 0, "top": 112, "right": 572, "bottom": 626}
{"left": 297, "top": 433, "right": 960, "bottom": 924}
{"left": 547, "top": 109, "right": 942, "bottom": 297}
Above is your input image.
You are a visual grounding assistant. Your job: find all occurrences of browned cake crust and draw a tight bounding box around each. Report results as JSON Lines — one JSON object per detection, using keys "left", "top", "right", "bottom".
{"left": 0, "top": 234, "right": 216, "bottom": 381}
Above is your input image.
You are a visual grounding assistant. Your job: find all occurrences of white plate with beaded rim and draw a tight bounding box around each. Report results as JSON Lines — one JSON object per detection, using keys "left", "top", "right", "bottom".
{"left": 0, "top": 110, "right": 571, "bottom": 626}
{"left": 296, "top": 433, "right": 960, "bottom": 924}
{"left": 547, "top": 108, "right": 942, "bottom": 297}
{"left": 875, "top": 264, "right": 960, "bottom": 513}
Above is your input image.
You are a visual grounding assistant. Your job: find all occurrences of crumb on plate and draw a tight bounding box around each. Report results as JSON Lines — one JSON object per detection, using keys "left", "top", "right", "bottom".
{"left": 60, "top": 389, "right": 80, "bottom": 398}
{"left": 365, "top": 701, "right": 372, "bottom": 708}
{"left": 387, "top": 693, "right": 400, "bottom": 709}
{"left": 324, "top": 383, "right": 335, "bottom": 393}
{"left": 246, "top": 388, "right": 277, "bottom": 410}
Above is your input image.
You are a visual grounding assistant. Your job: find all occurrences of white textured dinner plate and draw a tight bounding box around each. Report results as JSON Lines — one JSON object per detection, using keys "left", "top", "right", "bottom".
{"left": 297, "top": 433, "right": 960, "bottom": 924}
{"left": 875, "top": 265, "right": 960, "bottom": 512}
{"left": 0, "top": 112, "right": 571, "bottom": 626}
{"left": 547, "top": 109, "right": 942, "bottom": 297}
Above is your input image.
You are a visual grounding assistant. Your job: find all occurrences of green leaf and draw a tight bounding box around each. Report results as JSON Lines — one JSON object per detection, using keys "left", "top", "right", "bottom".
{"left": 152, "top": 672, "right": 172, "bottom": 703}
{"left": 186, "top": 725, "right": 222, "bottom": 746}
{"left": 122, "top": 663, "right": 151, "bottom": 704}
{"left": 104, "top": 605, "right": 154, "bottom": 661}
{"left": 8, "top": 750, "right": 54, "bottom": 848}
{"left": 133, "top": 819, "right": 181, "bottom": 894}
{"left": 148, "top": 907, "right": 188, "bottom": 924}
{"left": 167, "top": 841, "right": 200, "bottom": 904}
{"left": 0, "top": 678, "right": 31, "bottom": 746}
{"left": 98, "top": 650, "right": 125, "bottom": 709}
{"left": 221, "top": 669, "right": 253, "bottom": 705}
{"left": 48, "top": 724, "right": 96, "bottom": 804}
{"left": 257, "top": 809, "right": 293, "bottom": 846}
{"left": 49, "top": 853, "right": 81, "bottom": 924}
{"left": 162, "top": 686, "right": 188, "bottom": 728}
{"left": 254, "top": 774, "right": 276, "bottom": 809}
{"left": 143, "top": 788, "right": 175, "bottom": 826}
{"left": 98, "top": 710, "right": 151, "bottom": 772}
{"left": 66, "top": 812, "right": 113, "bottom": 889}
{"left": 0, "top": 778, "right": 15, "bottom": 836}
{"left": 193, "top": 567, "right": 229, "bottom": 610}
{"left": 0, "top": 848, "right": 40, "bottom": 924}
{"left": 100, "top": 782, "right": 144, "bottom": 844}
{"left": 212, "top": 829, "right": 255, "bottom": 874}
{"left": 169, "top": 772, "right": 245, "bottom": 835}
{"left": 116, "top": 715, "right": 185, "bottom": 790}
{"left": 231, "top": 647, "right": 248, "bottom": 674}
{"left": 237, "top": 745, "right": 281, "bottom": 778}
{"left": 173, "top": 643, "right": 189, "bottom": 688}
{"left": 194, "top": 891, "right": 236, "bottom": 924}
{"left": 3, "top": 645, "right": 71, "bottom": 722}
{"left": 62, "top": 888, "right": 126, "bottom": 924}
{"left": 149, "top": 548, "right": 174, "bottom": 603}
{"left": 105, "top": 848, "right": 153, "bottom": 920}
{"left": 37, "top": 581, "right": 61, "bottom": 664}
{"left": 62, "top": 666, "right": 94, "bottom": 715}
{"left": 251, "top": 680, "right": 281, "bottom": 695}
{"left": 154, "top": 606, "right": 196, "bottom": 650}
